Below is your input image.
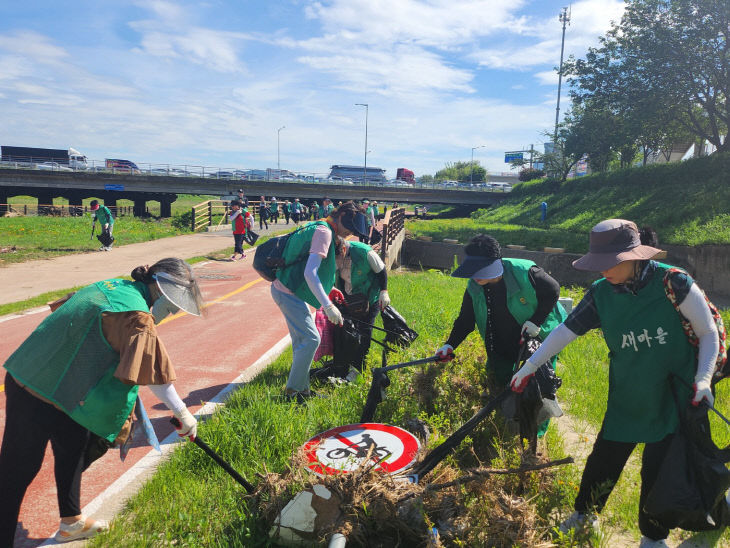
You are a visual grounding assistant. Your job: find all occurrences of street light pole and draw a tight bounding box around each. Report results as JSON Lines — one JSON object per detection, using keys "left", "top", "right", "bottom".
{"left": 277, "top": 126, "right": 285, "bottom": 178}
{"left": 355, "top": 103, "right": 368, "bottom": 182}
{"left": 554, "top": 6, "right": 570, "bottom": 142}
{"left": 471, "top": 145, "right": 486, "bottom": 184}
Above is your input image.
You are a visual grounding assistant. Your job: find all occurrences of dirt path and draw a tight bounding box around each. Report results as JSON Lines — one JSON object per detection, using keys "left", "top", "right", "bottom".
{"left": 0, "top": 223, "right": 290, "bottom": 305}
{"left": 553, "top": 402, "right": 720, "bottom": 547}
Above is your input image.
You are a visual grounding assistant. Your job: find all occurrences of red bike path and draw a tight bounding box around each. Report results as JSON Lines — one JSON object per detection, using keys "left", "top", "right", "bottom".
{"left": 0, "top": 256, "right": 291, "bottom": 546}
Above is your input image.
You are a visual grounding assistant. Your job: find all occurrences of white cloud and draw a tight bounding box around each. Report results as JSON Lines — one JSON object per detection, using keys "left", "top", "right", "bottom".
{"left": 471, "top": 0, "right": 625, "bottom": 74}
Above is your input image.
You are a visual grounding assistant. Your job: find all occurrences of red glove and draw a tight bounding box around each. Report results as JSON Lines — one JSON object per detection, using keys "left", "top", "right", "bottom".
{"left": 328, "top": 287, "right": 345, "bottom": 304}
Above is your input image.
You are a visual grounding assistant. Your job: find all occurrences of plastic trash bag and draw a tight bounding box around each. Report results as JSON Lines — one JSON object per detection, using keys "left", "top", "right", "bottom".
{"left": 381, "top": 305, "right": 418, "bottom": 348}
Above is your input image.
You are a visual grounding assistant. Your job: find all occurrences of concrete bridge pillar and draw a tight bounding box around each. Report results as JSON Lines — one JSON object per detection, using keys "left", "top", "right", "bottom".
{"left": 133, "top": 198, "right": 146, "bottom": 217}
{"left": 37, "top": 190, "right": 54, "bottom": 207}
{"left": 0, "top": 189, "right": 7, "bottom": 216}
{"left": 160, "top": 199, "right": 172, "bottom": 218}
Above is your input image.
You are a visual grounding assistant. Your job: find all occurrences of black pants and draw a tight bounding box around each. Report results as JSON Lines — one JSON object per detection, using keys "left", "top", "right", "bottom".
{"left": 0, "top": 373, "right": 90, "bottom": 547}
{"left": 233, "top": 233, "right": 245, "bottom": 254}
{"left": 574, "top": 426, "right": 673, "bottom": 540}
{"left": 259, "top": 215, "right": 268, "bottom": 230}
{"left": 284, "top": 212, "right": 290, "bottom": 224}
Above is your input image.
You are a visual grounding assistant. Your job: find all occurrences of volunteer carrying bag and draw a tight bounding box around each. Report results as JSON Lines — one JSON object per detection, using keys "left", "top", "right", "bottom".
{"left": 252, "top": 226, "right": 308, "bottom": 282}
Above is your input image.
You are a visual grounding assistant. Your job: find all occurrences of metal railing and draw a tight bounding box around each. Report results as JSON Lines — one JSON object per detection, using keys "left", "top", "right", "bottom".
{"left": 0, "top": 159, "right": 517, "bottom": 192}
{"left": 0, "top": 203, "right": 133, "bottom": 217}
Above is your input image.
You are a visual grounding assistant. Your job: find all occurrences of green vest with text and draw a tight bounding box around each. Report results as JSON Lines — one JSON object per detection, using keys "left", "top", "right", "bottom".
{"left": 345, "top": 241, "right": 380, "bottom": 307}
{"left": 466, "top": 258, "right": 566, "bottom": 344}
{"left": 592, "top": 262, "right": 695, "bottom": 442}
{"left": 4, "top": 280, "right": 150, "bottom": 442}
{"left": 276, "top": 221, "right": 337, "bottom": 307}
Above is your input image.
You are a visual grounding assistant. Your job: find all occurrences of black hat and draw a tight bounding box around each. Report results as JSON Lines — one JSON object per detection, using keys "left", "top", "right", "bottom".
{"left": 340, "top": 209, "right": 369, "bottom": 239}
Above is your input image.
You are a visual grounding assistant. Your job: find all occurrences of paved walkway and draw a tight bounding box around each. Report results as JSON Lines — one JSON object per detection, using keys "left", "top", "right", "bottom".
{"left": 0, "top": 221, "right": 295, "bottom": 305}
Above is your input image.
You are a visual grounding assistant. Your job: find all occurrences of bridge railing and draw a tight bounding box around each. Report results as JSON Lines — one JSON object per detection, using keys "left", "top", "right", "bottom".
{"left": 380, "top": 207, "right": 406, "bottom": 270}
{"left": 0, "top": 203, "right": 133, "bottom": 217}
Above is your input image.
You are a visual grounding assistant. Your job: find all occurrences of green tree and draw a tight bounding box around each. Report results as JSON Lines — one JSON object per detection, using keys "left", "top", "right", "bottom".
{"left": 434, "top": 161, "right": 487, "bottom": 183}
{"left": 565, "top": 0, "right": 729, "bottom": 157}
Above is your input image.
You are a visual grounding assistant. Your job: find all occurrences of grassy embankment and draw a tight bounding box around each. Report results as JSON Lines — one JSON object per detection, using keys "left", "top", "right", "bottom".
{"left": 408, "top": 151, "right": 730, "bottom": 250}
{"left": 90, "top": 271, "right": 730, "bottom": 547}
{"left": 0, "top": 194, "right": 220, "bottom": 265}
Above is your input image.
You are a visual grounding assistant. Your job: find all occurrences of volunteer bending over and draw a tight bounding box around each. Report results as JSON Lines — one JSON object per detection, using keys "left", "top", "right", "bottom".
{"left": 334, "top": 238, "right": 391, "bottom": 371}
{"left": 435, "top": 235, "right": 565, "bottom": 411}
{"left": 271, "top": 201, "right": 369, "bottom": 403}
{"left": 0, "top": 258, "right": 203, "bottom": 546}
{"left": 510, "top": 219, "right": 719, "bottom": 548}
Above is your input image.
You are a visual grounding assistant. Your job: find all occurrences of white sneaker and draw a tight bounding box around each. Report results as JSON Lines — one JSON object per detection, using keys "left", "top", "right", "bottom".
{"left": 558, "top": 511, "right": 600, "bottom": 534}
{"left": 54, "top": 517, "right": 109, "bottom": 543}
{"left": 638, "top": 536, "right": 669, "bottom": 547}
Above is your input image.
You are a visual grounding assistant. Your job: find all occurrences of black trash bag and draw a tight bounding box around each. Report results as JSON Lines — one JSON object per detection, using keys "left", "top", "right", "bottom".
{"left": 244, "top": 230, "right": 259, "bottom": 246}
{"left": 96, "top": 231, "right": 115, "bottom": 247}
{"left": 380, "top": 305, "right": 418, "bottom": 348}
{"left": 343, "top": 292, "right": 370, "bottom": 317}
{"left": 368, "top": 227, "right": 382, "bottom": 246}
{"left": 645, "top": 403, "right": 730, "bottom": 531}
{"left": 332, "top": 317, "right": 369, "bottom": 373}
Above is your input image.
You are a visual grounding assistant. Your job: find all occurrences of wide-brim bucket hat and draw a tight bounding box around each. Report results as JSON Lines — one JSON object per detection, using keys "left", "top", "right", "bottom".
{"left": 572, "top": 219, "right": 663, "bottom": 272}
{"left": 154, "top": 272, "right": 202, "bottom": 316}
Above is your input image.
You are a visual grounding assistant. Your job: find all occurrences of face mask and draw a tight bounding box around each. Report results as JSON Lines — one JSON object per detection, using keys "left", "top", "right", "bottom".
{"left": 151, "top": 294, "right": 180, "bottom": 324}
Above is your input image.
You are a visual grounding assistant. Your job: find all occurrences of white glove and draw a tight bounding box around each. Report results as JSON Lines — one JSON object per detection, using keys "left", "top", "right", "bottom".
{"left": 435, "top": 344, "right": 454, "bottom": 362}
{"left": 103, "top": 223, "right": 109, "bottom": 230}
{"left": 692, "top": 380, "right": 714, "bottom": 407}
{"left": 174, "top": 408, "right": 198, "bottom": 440}
{"left": 521, "top": 320, "right": 540, "bottom": 338}
{"left": 510, "top": 359, "right": 540, "bottom": 393}
{"left": 324, "top": 303, "right": 343, "bottom": 326}
{"left": 378, "top": 290, "right": 391, "bottom": 310}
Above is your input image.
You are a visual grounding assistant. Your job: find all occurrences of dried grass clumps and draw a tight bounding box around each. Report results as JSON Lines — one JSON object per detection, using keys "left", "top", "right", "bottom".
{"left": 254, "top": 445, "right": 569, "bottom": 547}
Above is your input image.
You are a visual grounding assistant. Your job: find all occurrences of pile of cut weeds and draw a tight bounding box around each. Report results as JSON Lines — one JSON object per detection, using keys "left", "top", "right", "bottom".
{"left": 254, "top": 444, "right": 569, "bottom": 547}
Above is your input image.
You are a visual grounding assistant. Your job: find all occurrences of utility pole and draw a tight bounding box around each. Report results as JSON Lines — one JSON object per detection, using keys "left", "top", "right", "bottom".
{"left": 554, "top": 6, "right": 570, "bottom": 142}
{"left": 471, "top": 145, "right": 486, "bottom": 184}
{"left": 355, "top": 103, "right": 368, "bottom": 183}
{"left": 529, "top": 144, "right": 534, "bottom": 169}
{"left": 277, "top": 126, "right": 285, "bottom": 177}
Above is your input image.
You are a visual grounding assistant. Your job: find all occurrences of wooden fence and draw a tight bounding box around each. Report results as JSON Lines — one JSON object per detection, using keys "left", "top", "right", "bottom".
{"left": 1, "top": 203, "right": 133, "bottom": 217}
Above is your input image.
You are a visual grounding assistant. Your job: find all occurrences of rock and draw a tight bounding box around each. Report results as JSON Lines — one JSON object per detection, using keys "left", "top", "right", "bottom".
{"left": 506, "top": 244, "right": 526, "bottom": 250}
{"left": 442, "top": 239, "right": 458, "bottom": 244}
{"left": 543, "top": 247, "right": 565, "bottom": 253}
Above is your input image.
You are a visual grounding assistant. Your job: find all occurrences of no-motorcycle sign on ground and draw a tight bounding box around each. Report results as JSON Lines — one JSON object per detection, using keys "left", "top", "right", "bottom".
{"left": 302, "top": 423, "right": 420, "bottom": 476}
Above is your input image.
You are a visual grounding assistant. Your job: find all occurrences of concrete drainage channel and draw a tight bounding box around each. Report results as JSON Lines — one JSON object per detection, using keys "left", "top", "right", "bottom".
{"left": 400, "top": 237, "right": 730, "bottom": 303}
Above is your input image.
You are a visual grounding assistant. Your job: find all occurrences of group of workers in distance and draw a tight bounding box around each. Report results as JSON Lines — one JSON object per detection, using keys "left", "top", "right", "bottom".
{"left": 0, "top": 197, "right": 722, "bottom": 547}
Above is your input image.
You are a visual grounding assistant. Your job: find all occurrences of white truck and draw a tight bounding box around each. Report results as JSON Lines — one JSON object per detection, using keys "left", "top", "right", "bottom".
{"left": 0, "top": 146, "right": 88, "bottom": 169}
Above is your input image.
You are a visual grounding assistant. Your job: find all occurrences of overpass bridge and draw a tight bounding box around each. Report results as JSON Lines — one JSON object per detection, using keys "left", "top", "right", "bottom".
{"left": 0, "top": 169, "right": 512, "bottom": 217}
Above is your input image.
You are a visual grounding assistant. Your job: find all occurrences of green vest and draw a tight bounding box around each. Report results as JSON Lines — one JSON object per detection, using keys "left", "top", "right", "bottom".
{"left": 276, "top": 221, "right": 337, "bottom": 307}
{"left": 466, "top": 258, "right": 567, "bottom": 344}
{"left": 592, "top": 262, "right": 695, "bottom": 442}
{"left": 4, "top": 280, "right": 150, "bottom": 442}
{"left": 343, "top": 241, "right": 380, "bottom": 306}
{"left": 365, "top": 206, "right": 374, "bottom": 226}
{"left": 95, "top": 205, "right": 114, "bottom": 226}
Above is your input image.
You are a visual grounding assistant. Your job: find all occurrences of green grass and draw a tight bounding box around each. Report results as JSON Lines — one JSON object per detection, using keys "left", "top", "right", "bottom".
{"left": 86, "top": 270, "right": 730, "bottom": 546}
{"left": 0, "top": 215, "right": 187, "bottom": 264}
{"left": 407, "top": 218, "right": 589, "bottom": 252}
{"left": 408, "top": 152, "right": 730, "bottom": 250}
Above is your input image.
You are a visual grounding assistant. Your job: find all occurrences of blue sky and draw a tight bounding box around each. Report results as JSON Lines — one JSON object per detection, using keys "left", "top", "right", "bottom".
{"left": 0, "top": 0, "right": 624, "bottom": 179}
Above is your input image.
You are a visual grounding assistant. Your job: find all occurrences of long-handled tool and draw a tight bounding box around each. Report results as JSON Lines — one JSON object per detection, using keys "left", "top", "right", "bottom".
{"left": 90, "top": 220, "right": 96, "bottom": 241}
{"left": 360, "top": 354, "right": 446, "bottom": 422}
{"left": 410, "top": 388, "right": 510, "bottom": 482}
{"left": 170, "top": 417, "right": 255, "bottom": 493}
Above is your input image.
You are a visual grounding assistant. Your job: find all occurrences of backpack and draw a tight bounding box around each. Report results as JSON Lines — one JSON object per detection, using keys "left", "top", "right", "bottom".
{"left": 252, "top": 226, "right": 308, "bottom": 282}
{"left": 663, "top": 268, "right": 728, "bottom": 382}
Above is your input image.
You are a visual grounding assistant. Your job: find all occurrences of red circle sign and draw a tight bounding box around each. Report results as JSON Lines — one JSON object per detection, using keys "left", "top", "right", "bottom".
{"left": 301, "top": 423, "right": 420, "bottom": 477}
